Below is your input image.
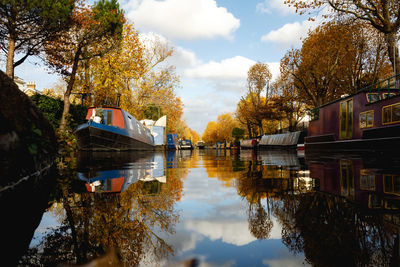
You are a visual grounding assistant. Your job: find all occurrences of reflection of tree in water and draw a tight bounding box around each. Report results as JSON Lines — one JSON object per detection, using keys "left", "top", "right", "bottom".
{"left": 237, "top": 160, "right": 274, "bottom": 240}
{"left": 20, "top": 172, "right": 183, "bottom": 266}
{"left": 276, "top": 192, "right": 400, "bottom": 267}
{"left": 248, "top": 201, "right": 272, "bottom": 239}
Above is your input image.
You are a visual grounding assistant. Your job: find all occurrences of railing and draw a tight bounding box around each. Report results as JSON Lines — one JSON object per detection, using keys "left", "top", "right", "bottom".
{"left": 364, "top": 73, "right": 400, "bottom": 97}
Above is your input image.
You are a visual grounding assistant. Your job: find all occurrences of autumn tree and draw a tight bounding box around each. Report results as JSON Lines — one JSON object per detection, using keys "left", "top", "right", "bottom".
{"left": 202, "top": 121, "right": 218, "bottom": 144}
{"left": 45, "top": 0, "right": 124, "bottom": 131}
{"left": 281, "top": 21, "right": 391, "bottom": 107}
{"left": 202, "top": 113, "right": 238, "bottom": 144}
{"left": 74, "top": 26, "right": 184, "bottom": 133}
{"left": 246, "top": 63, "right": 273, "bottom": 135}
{"left": 285, "top": 0, "right": 400, "bottom": 75}
{"left": 0, "top": 0, "right": 75, "bottom": 78}
{"left": 273, "top": 74, "right": 307, "bottom": 131}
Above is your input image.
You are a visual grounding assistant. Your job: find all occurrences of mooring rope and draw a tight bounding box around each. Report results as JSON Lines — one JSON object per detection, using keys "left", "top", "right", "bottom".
{"left": 0, "top": 160, "right": 55, "bottom": 194}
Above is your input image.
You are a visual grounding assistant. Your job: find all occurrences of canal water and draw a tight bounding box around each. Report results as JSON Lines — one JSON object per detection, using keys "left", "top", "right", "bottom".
{"left": 4, "top": 149, "right": 400, "bottom": 266}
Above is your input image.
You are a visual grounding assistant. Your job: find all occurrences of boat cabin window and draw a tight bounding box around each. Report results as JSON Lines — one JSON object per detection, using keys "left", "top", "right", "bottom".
{"left": 127, "top": 116, "right": 134, "bottom": 130}
{"left": 366, "top": 93, "right": 380, "bottom": 103}
{"left": 359, "top": 110, "right": 374, "bottom": 128}
{"left": 339, "top": 99, "right": 353, "bottom": 139}
{"left": 382, "top": 103, "right": 400, "bottom": 124}
{"left": 382, "top": 93, "right": 397, "bottom": 99}
{"left": 384, "top": 174, "right": 400, "bottom": 195}
{"left": 103, "top": 110, "right": 112, "bottom": 126}
{"left": 360, "top": 169, "right": 375, "bottom": 190}
{"left": 309, "top": 108, "right": 319, "bottom": 121}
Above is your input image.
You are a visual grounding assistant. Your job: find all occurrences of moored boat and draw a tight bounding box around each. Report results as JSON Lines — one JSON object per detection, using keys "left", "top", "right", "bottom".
{"left": 75, "top": 106, "right": 155, "bottom": 151}
{"left": 167, "top": 133, "right": 179, "bottom": 150}
{"left": 240, "top": 138, "right": 258, "bottom": 149}
{"left": 305, "top": 74, "right": 400, "bottom": 151}
{"left": 180, "top": 139, "right": 193, "bottom": 150}
{"left": 196, "top": 140, "right": 205, "bottom": 149}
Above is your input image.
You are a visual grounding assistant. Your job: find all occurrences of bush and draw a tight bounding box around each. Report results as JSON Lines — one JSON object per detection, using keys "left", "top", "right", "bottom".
{"left": 30, "top": 93, "right": 87, "bottom": 130}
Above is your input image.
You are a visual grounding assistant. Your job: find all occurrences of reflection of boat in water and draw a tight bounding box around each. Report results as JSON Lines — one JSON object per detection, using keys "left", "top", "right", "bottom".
{"left": 307, "top": 154, "right": 400, "bottom": 210}
{"left": 240, "top": 149, "right": 305, "bottom": 169}
{"left": 76, "top": 151, "right": 166, "bottom": 194}
{"left": 75, "top": 107, "right": 155, "bottom": 151}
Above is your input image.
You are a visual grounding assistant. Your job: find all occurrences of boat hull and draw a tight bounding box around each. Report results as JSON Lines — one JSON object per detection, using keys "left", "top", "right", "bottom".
{"left": 305, "top": 136, "right": 400, "bottom": 152}
{"left": 75, "top": 122, "right": 154, "bottom": 151}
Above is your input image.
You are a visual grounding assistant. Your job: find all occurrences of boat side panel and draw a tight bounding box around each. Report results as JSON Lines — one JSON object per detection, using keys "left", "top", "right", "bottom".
{"left": 112, "top": 109, "right": 125, "bottom": 129}
{"left": 75, "top": 123, "right": 155, "bottom": 151}
{"left": 308, "top": 93, "right": 400, "bottom": 141}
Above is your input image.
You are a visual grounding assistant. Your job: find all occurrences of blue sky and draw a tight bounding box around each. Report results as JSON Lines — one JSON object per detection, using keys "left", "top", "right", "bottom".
{"left": 9, "top": 0, "right": 323, "bottom": 134}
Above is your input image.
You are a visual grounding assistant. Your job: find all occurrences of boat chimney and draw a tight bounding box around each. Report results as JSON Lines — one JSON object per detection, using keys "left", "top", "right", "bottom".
{"left": 116, "top": 93, "right": 121, "bottom": 107}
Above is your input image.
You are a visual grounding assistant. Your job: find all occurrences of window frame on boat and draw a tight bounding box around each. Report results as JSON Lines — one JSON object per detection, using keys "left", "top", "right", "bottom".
{"left": 359, "top": 169, "right": 375, "bottom": 191}
{"left": 359, "top": 110, "right": 374, "bottom": 128}
{"left": 382, "top": 102, "right": 400, "bottom": 125}
{"left": 383, "top": 174, "right": 400, "bottom": 196}
{"left": 366, "top": 93, "right": 381, "bottom": 103}
{"left": 103, "top": 110, "right": 113, "bottom": 126}
{"left": 382, "top": 92, "right": 397, "bottom": 99}
{"left": 339, "top": 98, "right": 353, "bottom": 140}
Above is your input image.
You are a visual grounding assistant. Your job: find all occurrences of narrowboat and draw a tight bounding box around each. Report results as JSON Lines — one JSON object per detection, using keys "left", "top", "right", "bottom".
{"left": 305, "top": 74, "right": 400, "bottom": 151}
{"left": 258, "top": 131, "right": 305, "bottom": 149}
{"left": 167, "top": 133, "right": 179, "bottom": 150}
{"left": 240, "top": 138, "right": 258, "bottom": 149}
{"left": 75, "top": 106, "right": 155, "bottom": 151}
{"left": 196, "top": 140, "right": 205, "bottom": 149}
{"left": 180, "top": 139, "right": 193, "bottom": 150}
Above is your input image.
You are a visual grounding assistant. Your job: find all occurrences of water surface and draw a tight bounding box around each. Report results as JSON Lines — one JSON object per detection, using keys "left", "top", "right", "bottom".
{"left": 7, "top": 149, "right": 400, "bottom": 266}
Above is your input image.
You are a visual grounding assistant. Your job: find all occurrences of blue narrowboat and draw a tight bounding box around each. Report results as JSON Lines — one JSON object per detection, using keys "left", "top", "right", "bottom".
{"left": 75, "top": 106, "right": 155, "bottom": 151}
{"left": 167, "top": 133, "right": 179, "bottom": 149}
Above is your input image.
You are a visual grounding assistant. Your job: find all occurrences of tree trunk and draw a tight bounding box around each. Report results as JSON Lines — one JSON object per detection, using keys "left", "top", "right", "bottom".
{"left": 6, "top": 37, "right": 15, "bottom": 79}
{"left": 59, "top": 47, "right": 82, "bottom": 132}
{"left": 387, "top": 32, "right": 400, "bottom": 76}
{"left": 258, "top": 121, "right": 264, "bottom": 136}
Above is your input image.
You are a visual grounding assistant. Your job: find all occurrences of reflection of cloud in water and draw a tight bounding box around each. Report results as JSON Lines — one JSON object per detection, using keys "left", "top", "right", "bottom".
{"left": 184, "top": 216, "right": 282, "bottom": 246}
{"left": 185, "top": 220, "right": 255, "bottom": 246}
{"left": 181, "top": 168, "right": 238, "bottom": 204}
{"left": 198, "top": 259, "right": 236, "bottom": 267}
{"left": 165, "top": 231, "right": 203, "bottom": 254}
{"left": 262, "top": 250, "right": 310, "bottom": 267}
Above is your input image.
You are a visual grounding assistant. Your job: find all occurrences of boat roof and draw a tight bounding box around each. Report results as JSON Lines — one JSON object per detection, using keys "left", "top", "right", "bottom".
{"left": 313, "top": 73, "right": 400, "bottom": 110}
{"left": 88, "top": 106, "right": 122, "bottom": 110}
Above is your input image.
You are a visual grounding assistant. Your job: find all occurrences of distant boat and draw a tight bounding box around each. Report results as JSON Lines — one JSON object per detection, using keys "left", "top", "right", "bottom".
{"left": 167, "top": 133, "right": 179, "bottom": 150}
{"left": 196, "top": 140, "right": 205, "bottom": 149}
{"left": 305, "top": 74, "right": 400, "bottom": 151}
{"left": 240, "top": 138, "right": 258, "bottom": 149}
{"left": 75, "top": 106, "right": 155, "bottom": 151}
{"left": 180, "top": 139, "right": 193, "bottom": 150}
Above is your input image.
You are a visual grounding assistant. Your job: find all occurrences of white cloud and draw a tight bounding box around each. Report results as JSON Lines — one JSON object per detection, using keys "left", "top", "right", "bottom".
{"left": 139, "top": 32, "right": 200, "bottom": 69}
{"left": 261, "top": 19, "right": 320, "bottom": 49}
{"left": 185, "top": 56, "right": 280, "bottom": 82}
{"left": 125, "top": 0, "right": 240, "bottom": 40}
{"left": 185, "top": 56, "right": 255, "bottom": 81}
{"left": 256, "top": 0, "right": 296, "bottom": 15}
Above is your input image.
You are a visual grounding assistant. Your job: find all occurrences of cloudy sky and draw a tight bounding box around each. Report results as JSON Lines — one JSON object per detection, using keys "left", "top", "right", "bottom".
{"left": 12, "top": 0, "right": 322, "bottom": 134}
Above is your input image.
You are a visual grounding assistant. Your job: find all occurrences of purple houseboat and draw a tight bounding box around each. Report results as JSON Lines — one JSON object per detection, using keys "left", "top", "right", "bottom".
{"left": 305, "top": 74, "right": 400, "bottom": 151}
